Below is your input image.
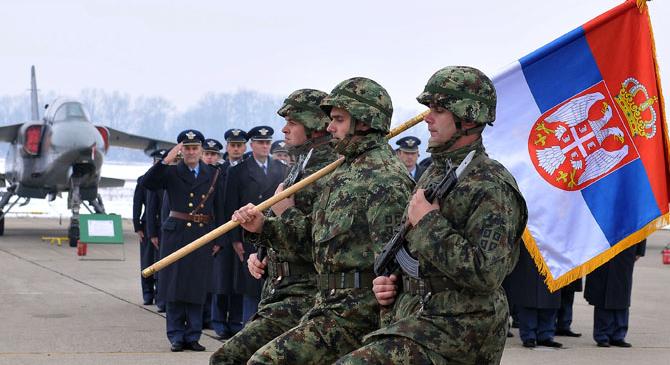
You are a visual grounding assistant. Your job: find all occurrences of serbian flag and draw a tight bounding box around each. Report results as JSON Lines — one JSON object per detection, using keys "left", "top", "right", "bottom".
{"left": 484, "top": 0, "right": 670, "bottom": 291}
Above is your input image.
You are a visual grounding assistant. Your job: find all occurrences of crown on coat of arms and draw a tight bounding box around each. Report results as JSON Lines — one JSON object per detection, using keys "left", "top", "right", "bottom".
{"left": 614, "top": 77, "right": 658, "bottom": 139}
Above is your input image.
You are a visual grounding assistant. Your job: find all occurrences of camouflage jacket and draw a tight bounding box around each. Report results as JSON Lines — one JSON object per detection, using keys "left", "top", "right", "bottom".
{"left": 266, "top": 132, "right": 412, "bottom": 323}
{"left": 253, "top": 141, "right": 337, "bottom": 303}
{"left": 311, "top": 133, "right": 412, "bottom": 274}
{"left": 364, "top": 139, "right": 528, "bottom": 362}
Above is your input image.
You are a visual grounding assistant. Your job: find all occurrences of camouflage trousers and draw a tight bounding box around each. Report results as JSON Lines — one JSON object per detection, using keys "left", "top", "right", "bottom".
{"left": 209, "top": 282, "right": 315, "bottom": 365}
{"left": 209, "top": 313, "right": 290, "bottom": 365}
{"left": 335, "top": 336, "right": 439, "bottom": 364}
{"left": 248, "top": 291, "right": 379, "bottom": 365}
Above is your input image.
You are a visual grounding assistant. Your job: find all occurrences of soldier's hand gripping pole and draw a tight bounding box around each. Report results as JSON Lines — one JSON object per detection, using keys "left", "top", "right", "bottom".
{"left": 142, "top": 110, "right": 429, "bottom": 278}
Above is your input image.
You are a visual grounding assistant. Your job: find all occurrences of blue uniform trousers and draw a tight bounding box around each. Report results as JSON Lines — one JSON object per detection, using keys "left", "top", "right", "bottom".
{"left": 557, "top": 289, "right": 575, "bottom": 331}
{"left": 139, "top": 238, "right": 158, "bottom": 303}
{"left": 166, "top": 301, "right": 204, "bottom": 344}
{"left": 242, "top": 295, "right": 259, "bottom": 323}
{"left": 203, "top": 293, "right": 212, "bottom": 328}
{"left": 593, "top": 307, "right": 629, "bottom": 343}
{"left": 518, "top": 307, "right": 558, "bottom": 342}
{"left": 212, "top": 293, "right": 244, "bottom": 337}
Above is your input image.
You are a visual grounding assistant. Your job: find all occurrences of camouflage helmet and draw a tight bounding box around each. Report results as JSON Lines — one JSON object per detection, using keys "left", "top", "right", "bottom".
{"left": 320, "top": 77, "right": 393, "bottom": 133}
{"left": 417, "top": 66, "right": 496, "bottom": 124}
{"left": 277, "top": 89, "right": 330, "bottom": 135}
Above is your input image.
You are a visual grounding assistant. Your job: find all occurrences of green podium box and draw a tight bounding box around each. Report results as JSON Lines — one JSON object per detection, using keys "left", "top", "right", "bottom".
{"left": 78, "top": 214, "right": 125, "bottom": 260}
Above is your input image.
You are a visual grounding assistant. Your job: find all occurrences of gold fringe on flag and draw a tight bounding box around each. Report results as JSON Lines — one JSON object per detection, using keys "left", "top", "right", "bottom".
{"left": 523, "top": 212, "right": 670, "bottom": 293}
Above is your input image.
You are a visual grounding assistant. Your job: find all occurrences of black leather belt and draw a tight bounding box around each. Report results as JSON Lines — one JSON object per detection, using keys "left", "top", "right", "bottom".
{"left": 316, "top": 271, "right": 375, "bottom": 290}
{"left": 169, "top": 210, "right": 212, "bottom": 223}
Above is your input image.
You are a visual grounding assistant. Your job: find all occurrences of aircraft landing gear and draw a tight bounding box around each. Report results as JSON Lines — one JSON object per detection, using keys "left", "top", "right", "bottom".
{"left": 0, "top": 185, "right": 17, "bottom": 237}
{"left": 89, "top": 194, "right": 106, "bottom": 214}
{"left": 68, "top": 178, "right": 82, "bottom": 247}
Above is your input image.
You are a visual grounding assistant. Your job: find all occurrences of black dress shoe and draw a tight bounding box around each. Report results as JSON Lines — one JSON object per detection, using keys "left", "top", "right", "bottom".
{"left": 507, "top": 331, "right": 514, "bottom": 338}
{"left": 170, "top": 342, "right": 184, "bottom": 352}
{"left": 596, "top": 341, "right": 610, "bottom": 347}
{"left": 555, "top": 328, "right": 582, "bottom": 337}
{"left": 537, "top": 339, "right": 563, "bottom": 348}
{"left": 143, "top": 298, "right": 154, "bottom": 305}
{"left": 610, "top": 339, "right": 632, "bottom": 348}
{"left": 522, "top": 340, "right": 536, "bottom": 348}
{"left": 156, "top": 305, "right": 166, "bottom": 313}
{"left": 185, "top": 341, "right": 206, "bottom": 351}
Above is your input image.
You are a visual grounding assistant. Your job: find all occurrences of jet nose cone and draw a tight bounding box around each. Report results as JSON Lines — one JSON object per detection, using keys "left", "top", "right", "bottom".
{"left": 50, "top": 122, "right": 103, "bottom": 151}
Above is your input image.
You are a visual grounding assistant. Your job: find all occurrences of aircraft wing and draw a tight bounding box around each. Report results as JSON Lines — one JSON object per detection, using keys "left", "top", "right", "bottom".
{"left": 105, "top": 126, "right": 175, "bottom": 155}
{"left": 99, "top": 176, "right": 126, "bottom": 188}
{"left": 0, "top": 123, "right": 23, "bottom": 143}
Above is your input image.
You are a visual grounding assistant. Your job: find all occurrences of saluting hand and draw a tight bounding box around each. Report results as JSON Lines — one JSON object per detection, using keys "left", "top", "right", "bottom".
{"left": 232, "top": 203, "right": 265, "bottom": 233}
{"left": 271, "top": 183, "right": 295, "bottom": 217}
{"left": 407, "top": 188, "right": 439, "bottom": 226}
{"left": 373, "top": 274, "right": 398, "bottom": 306}
{"left": 163, "top": 142, "right": 183, "bottom": 164}
{"left": 247, "top": 253, "right": 268, "bottom": 279}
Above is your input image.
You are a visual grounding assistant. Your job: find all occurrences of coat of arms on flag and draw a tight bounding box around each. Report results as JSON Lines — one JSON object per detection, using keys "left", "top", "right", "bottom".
{"left": 484, "top": 0, "right": 669, "bottom": 291}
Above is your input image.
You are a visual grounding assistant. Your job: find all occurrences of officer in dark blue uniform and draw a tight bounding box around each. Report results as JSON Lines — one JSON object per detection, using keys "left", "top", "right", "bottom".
{"left": 133, "top": 166, "right": 154, "bottom": 306}
{"left": 395, "top": 136, "right": 425, "bottom": 181}
{"left": 211, "top": 129, "right": 248, "bottom": 339}
{"left": 585, "top": 240, "right": 646, "bottom": 347}
{"left": 145, "top": 149, "right": 168, "bottom": 312}
{"left": 211, "top": 129, "right": 249, "bottom": 338}
{"left": 224, "top": 126, "right": 287, "bottom": 323}
{"left": 508, "top": 244, "right": 563, "bottom": 348}
{"left": 270, "top": 140, "right": 291, "bottom": 166}
{"left": 143, "top": 130, "right": 225, "bottom": 352}
{"left": 200, "top": 138, "right": 225, "bottom": 329}
{"left": 203, "top": 138, "right": 224, "bottom": 166}
{"left": 223, "top": 129, "right": 249, "bottom": 168}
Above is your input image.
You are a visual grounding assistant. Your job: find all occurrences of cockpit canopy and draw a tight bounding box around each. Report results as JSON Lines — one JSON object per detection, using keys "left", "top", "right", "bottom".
{"left": 43, "top": 99, "right": 91, "bottom": 123}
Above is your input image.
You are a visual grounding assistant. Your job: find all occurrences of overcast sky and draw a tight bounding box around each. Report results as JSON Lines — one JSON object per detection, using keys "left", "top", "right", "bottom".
{"left": 1, "top": 0, "right": 668, "bottom": 115}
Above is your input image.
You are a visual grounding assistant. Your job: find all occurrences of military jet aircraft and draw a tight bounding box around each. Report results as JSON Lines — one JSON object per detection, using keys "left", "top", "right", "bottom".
{"left": 0, "top": 66, "right": 175, "bottom": 246}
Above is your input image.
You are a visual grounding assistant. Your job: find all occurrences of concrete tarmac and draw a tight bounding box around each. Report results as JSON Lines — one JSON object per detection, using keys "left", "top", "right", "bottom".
{"left": 0, "top": 218, "right": 668, "bottom": 365}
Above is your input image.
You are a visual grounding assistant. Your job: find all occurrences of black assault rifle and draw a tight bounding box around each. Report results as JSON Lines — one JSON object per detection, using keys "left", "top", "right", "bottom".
{"left": 373, "top": 150, "right": 476, "bottom": 278}
{"left": 255, "top": 148, "right": 313, "bottom": 262}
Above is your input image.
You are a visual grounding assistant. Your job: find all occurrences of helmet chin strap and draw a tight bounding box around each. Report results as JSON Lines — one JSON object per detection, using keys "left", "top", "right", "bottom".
{"left": 429, "top": 117, "right": 485, "bottom": 150}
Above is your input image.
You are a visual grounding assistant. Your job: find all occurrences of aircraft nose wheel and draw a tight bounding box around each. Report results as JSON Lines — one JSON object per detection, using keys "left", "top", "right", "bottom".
{"left": 68, "top": 223, "right": 79, "bottom": 247}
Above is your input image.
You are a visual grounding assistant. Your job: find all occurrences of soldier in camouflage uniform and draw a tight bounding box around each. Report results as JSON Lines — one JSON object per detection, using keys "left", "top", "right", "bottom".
{"left": 209, "top": 89, "right": 337, "bottom": 365}
{"left": 336, "top": 66, "right": 528, "bottom": 364}
{"left": 232, "top": 78, "right": 413, "bottom": 364}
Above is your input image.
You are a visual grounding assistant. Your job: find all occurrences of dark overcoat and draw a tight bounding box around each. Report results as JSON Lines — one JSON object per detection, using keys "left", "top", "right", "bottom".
{"left": 584, "top": 240, "right": 646, "bottom": 309}
{"left": 224, "top": 157, "right": 286, "bottom": 299}
{"left": 142, "top": 160, "right": 225, "bottom": 304}
{"left": 508, "top": 244, "right": 561, "bottom": 309}
{"left": 132, "top": 175, "right": 147, "bottom": 233}
{"left": 211, "top": 161, "right": 238, "bottom": 295}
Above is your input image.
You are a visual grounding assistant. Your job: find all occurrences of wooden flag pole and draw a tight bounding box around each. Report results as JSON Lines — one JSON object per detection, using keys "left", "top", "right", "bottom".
{"left": 142, "top": 110, "right": 428, "bottom": 278}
